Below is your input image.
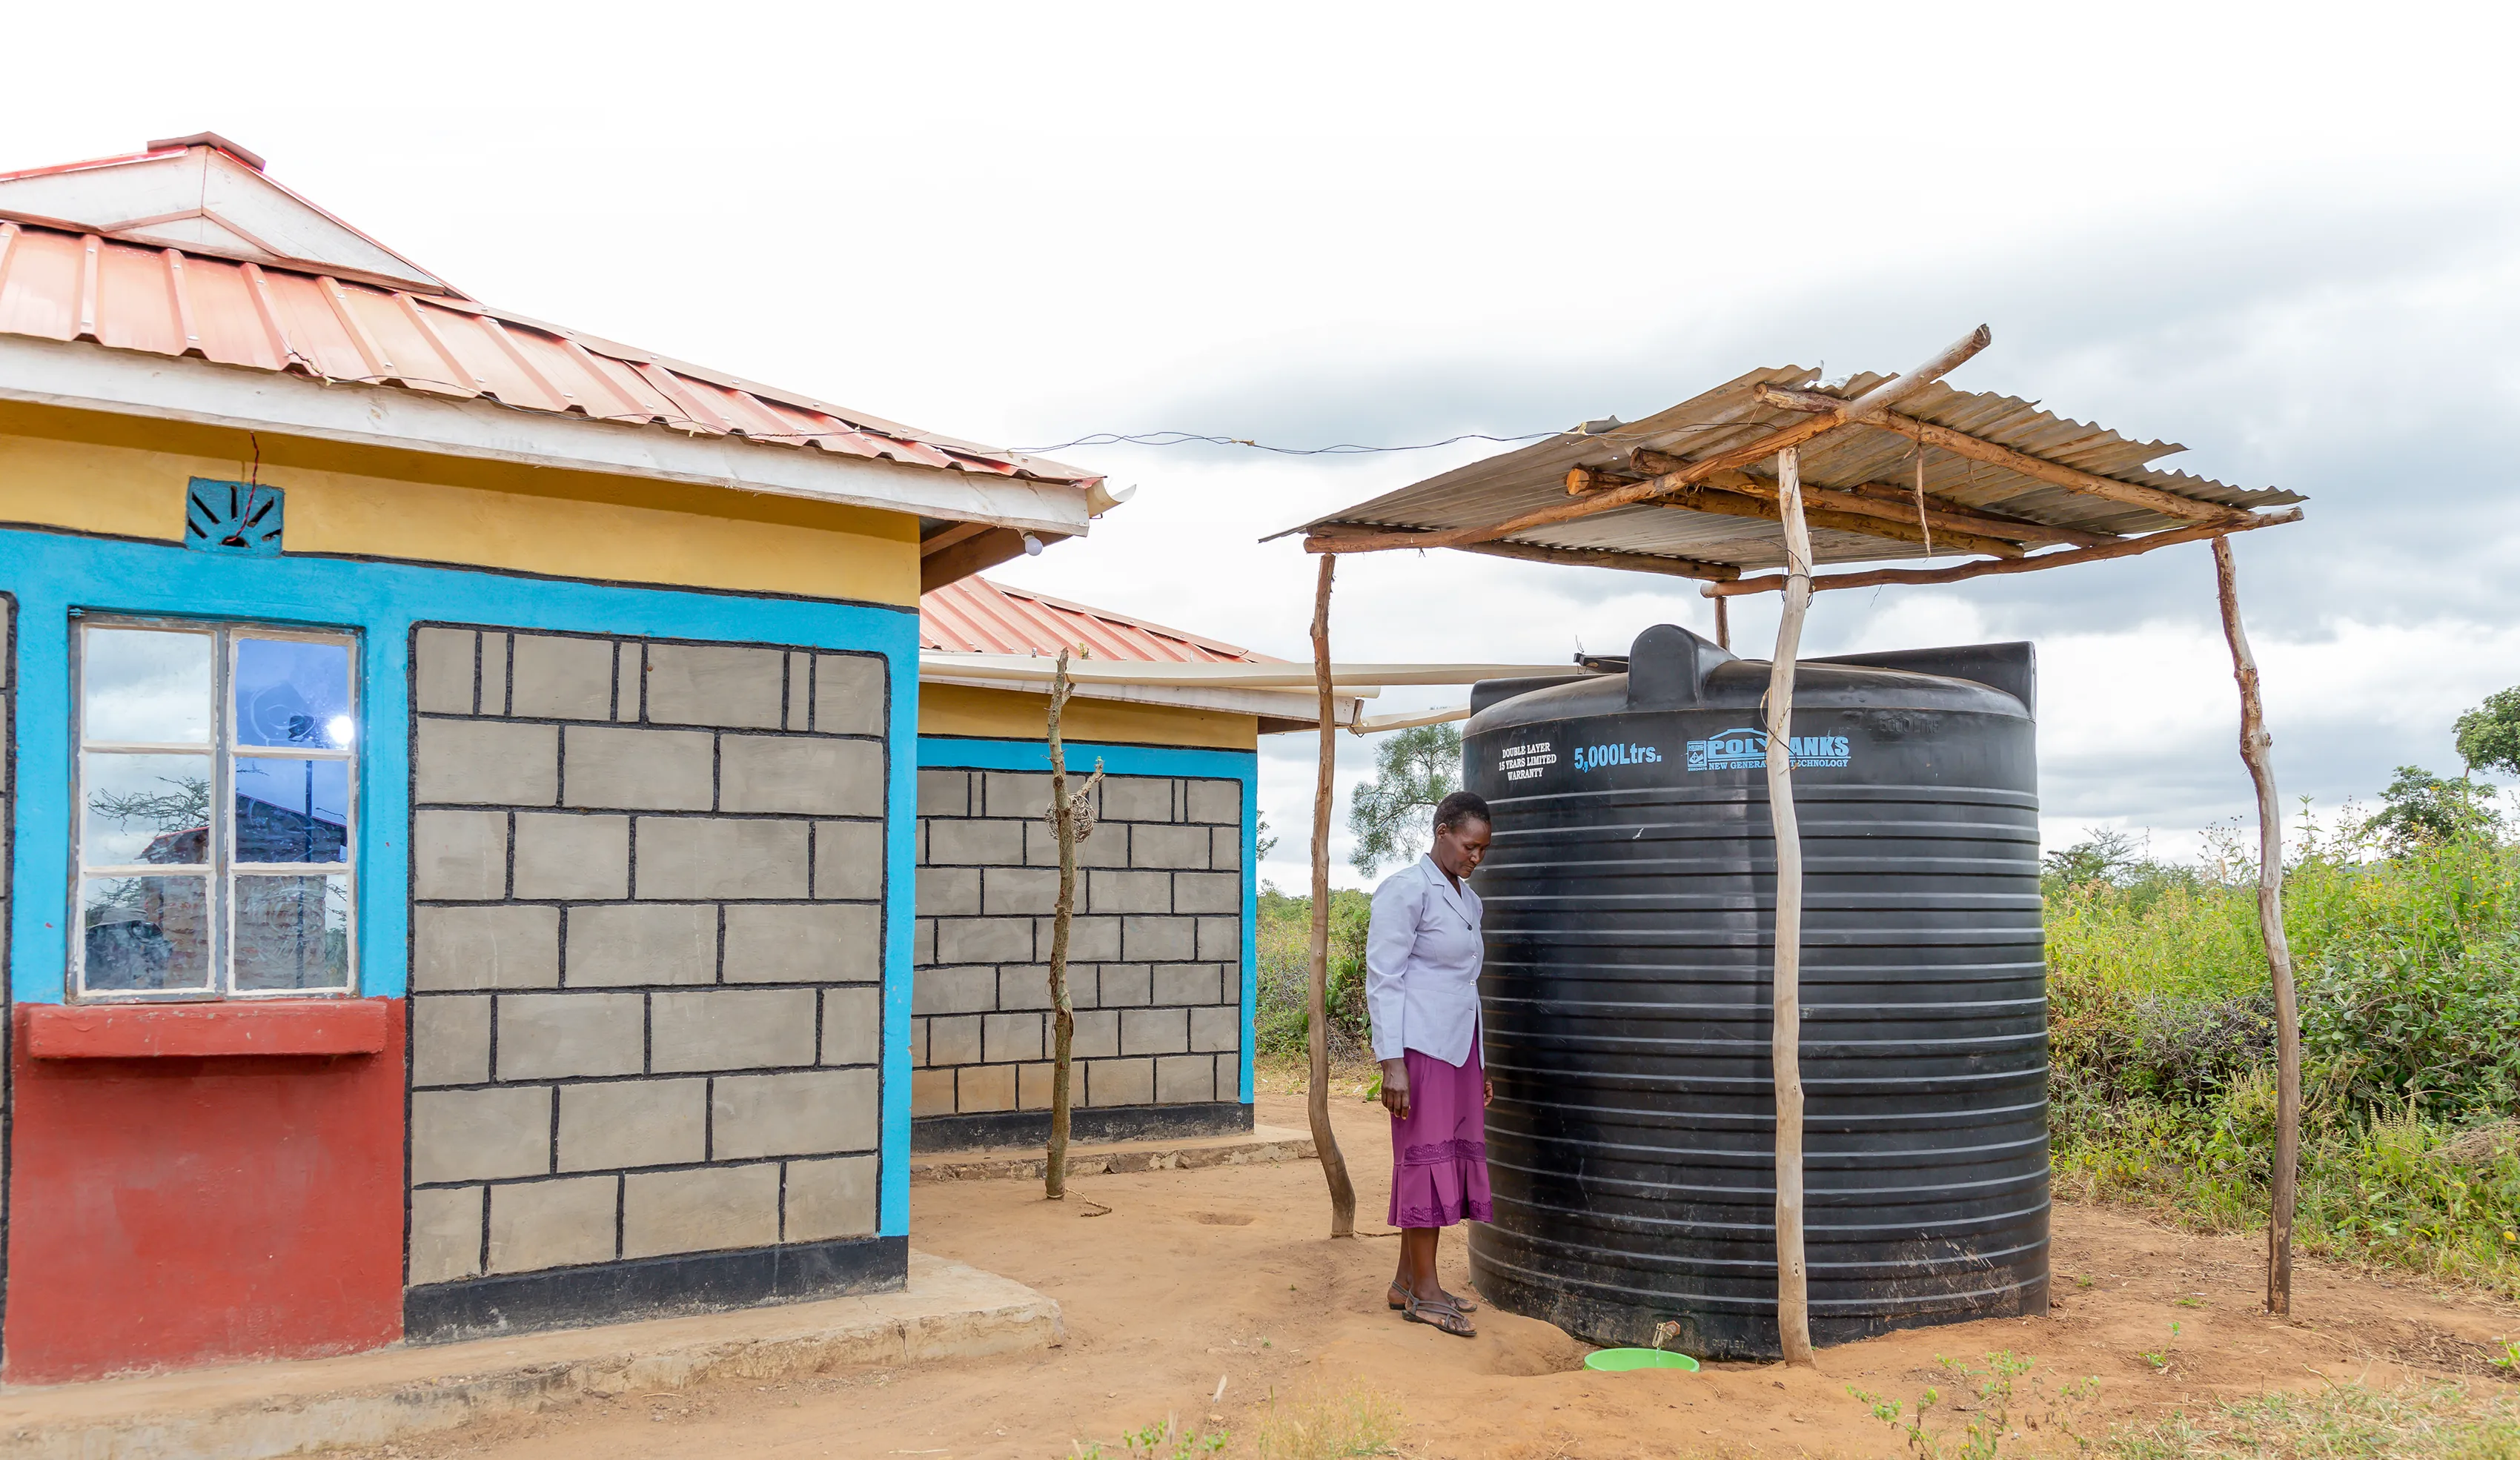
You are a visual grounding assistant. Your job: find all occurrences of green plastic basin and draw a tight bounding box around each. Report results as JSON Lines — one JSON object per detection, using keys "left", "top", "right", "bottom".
{"left": 1583, "top": 1347, "right": 1701, "bottom": 1373}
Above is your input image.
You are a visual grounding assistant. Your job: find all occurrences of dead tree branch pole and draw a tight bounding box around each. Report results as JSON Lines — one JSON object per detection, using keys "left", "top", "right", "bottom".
{"left": 1309, "top": 554, "right": 1359, "bottom": 1236}
{"left": 2213, "top": 537, "right": 2300, "bottom": 1315}
{"left": 1044, "top": 651, "right": 1101, "bottom": 1202}
{"left": 1766, "top": 447, "right": 1816, "bottom": 1367}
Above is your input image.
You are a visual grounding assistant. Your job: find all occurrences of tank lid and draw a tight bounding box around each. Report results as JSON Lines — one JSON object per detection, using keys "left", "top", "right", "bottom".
{"left": 1466, "top": 623, "right": 2034, "bottom": 733}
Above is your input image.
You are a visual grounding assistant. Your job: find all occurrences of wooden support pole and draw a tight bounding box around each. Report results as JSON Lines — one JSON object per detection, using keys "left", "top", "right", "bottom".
{"left": 1766, "top": 447, "right": 1815, "bottom": 1367}
{"left": 1701, "top": 509, "right": 2303, "bottom": 597}
{"left": 1714, "top": 594, "right": 1730, "bottom": 651}
{"left": 2213, "top": 537, "right": 2301, "bottom": 1316}
{"left": 1308, "top": 554, "right": 1359, "bottom": 1237}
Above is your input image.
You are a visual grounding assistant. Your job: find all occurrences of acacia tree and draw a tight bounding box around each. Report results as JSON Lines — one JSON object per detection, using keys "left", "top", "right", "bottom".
{"left": 1346, "top": 723, "right": 1462, "bottom": 876}
{"left": 2364, "top": 765, "right": 2502, "bottom": 851}
{"left": 2456, "top": 687, "right": 2520, "bottom": 777}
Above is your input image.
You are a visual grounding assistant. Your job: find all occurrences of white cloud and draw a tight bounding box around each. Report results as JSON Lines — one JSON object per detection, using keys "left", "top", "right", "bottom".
{"left": 7, "top": 3, "right": 2517, "bottom": 881}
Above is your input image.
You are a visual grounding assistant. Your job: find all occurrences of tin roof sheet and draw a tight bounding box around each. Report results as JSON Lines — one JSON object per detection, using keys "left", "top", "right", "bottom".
{"left": 1287, "top": 364, "right": 2304, "bottom": 572}
{"left": 921, "top": 576, "right": 1279, "bottom": 664}
{"left": 0, "top": 140, "right": 1094, "bottom": 490}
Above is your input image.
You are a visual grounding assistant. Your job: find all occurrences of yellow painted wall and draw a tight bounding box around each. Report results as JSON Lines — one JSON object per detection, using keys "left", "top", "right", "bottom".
{"left": 917, "top": 683, "right": 1259, "bottom": 751}
{"left": 0, "top": 402, "right": 920, "bottom": 605}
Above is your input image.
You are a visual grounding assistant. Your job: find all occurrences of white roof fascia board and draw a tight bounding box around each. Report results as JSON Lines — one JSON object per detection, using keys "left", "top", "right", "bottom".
{"left": 919, "top": 666, "right": 1371, "bottom": 720}
{"left": 1353, "top": 703, "right": 1473, "bottom": 734}
{"left": 0, "top": 335, "right": 1095, "bottom": 535}
{"left": 918, "top": 651, "right": 1582, "bottom": 689}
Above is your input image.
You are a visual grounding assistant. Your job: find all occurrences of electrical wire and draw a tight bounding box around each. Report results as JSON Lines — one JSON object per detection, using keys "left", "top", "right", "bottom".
{"left": 233, "top": 360, "right": 1664, "bottom": 485}
{"left": 1012, "top": 416, "right": 1796, "bottom": 458}
{"left": 1010, "top": 428, "right": 1565, "bottom": 457}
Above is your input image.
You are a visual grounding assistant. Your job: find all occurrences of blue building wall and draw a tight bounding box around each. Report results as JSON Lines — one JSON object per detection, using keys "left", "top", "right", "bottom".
{"left": 0, "top": 525, "right": 924, "bottom": 1237}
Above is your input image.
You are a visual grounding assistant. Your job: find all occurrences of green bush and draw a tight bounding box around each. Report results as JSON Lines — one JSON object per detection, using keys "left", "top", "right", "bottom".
{"left": 2304, "top": 932, "right": 2520, "bottom": 1116}
{"left": 1254, "top": 885, "right": 1373, "bottom": 1058}
{"left": 2046, "top": 812, "right": 2520, "bottom": 1295}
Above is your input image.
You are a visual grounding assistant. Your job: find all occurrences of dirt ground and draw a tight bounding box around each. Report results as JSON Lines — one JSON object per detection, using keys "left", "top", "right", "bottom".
{"left": 366, "top": 1091, "right": 2520, "bottom": 1459}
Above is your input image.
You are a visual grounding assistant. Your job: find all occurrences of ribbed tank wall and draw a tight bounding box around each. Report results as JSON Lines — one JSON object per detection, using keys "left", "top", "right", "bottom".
{"left": 1462, "top": 630, "right": 2048, "bottom": 1358}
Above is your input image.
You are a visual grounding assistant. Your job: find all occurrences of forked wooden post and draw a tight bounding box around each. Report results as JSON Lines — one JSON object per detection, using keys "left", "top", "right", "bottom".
{"left": 1765, "top": 447, "right": 1816, "bottom": 1366}
{"left": 2212, "top": 537, "right": 2301, "bottom": 1314}
{"left": 1308, "top": 554, "right": 1359, "bottom": 1235}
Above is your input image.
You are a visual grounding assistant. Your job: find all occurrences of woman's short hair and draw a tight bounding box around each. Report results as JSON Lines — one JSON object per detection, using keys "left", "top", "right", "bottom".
{"left": 1433, "top": 790, "right": 1492, "bottom": 834}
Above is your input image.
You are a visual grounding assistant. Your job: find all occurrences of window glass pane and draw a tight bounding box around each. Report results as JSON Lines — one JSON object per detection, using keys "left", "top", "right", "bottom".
{"left": 233, "top": 875, "right": 351, "bottom": 991}
{"left": 83, "top": 628, "right": 212, "bottom": 744}
{"left": 233, "top": 757, "right": 351, "bottom": 864}
{"left": 235, "top": 638, "right": 354, "bottom": 749}
{"left": 82, "top": 752, "right": 214, "bottom": 866}
{"left": 82, "top": 876, "right": 213, "bottom": 992}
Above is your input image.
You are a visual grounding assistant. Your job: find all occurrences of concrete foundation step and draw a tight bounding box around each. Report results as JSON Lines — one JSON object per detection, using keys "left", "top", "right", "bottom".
{"left": 910, "top": 1122, "right": 1318, "bottom": 1183}
{"left": 0, "top": 1252, "right": 1056, "bottom": 1460}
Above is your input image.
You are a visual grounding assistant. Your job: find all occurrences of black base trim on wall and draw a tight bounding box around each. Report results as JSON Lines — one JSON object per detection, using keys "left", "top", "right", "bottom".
{"left": 404, "top": 1235, "right": 908, "bottom": 1346}
{"left": 912, "top": 1101, "right": 1253, "bottom": 1153}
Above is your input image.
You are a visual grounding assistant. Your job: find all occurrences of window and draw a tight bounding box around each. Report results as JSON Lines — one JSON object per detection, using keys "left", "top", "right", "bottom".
{"left": 74, "top": 620, "right": 359, "bottom": 998}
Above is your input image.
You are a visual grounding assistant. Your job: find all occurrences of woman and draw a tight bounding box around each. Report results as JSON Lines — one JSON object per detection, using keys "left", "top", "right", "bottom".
{"left": 1365, "top": 789, "right": 1495, "bottom": 1339}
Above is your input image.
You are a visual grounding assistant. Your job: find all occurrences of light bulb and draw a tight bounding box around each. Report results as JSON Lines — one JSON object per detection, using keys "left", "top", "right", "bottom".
{"left": 326, "top": 714, "right": 356, "bottom": 746}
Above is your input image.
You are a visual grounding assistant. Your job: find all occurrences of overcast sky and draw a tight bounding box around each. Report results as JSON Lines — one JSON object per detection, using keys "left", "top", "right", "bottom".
{"left": 14, "top": 2, "right": 2519, "bottom": 889}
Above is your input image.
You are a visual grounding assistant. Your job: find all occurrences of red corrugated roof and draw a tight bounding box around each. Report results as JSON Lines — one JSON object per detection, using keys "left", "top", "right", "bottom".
{"left": 0, "top": 141, "right": 1094, "bottom": 488}
{"left": 921, "top": 577, "right": 1281, "bottom": 664}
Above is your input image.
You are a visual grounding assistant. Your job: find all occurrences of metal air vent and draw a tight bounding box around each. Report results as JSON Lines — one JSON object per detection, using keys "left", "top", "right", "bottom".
{"left": 184, "top": 477, "right": 285, "bottom": 556}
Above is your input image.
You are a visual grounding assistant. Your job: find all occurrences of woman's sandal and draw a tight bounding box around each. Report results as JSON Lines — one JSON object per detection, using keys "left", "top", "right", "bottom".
{"left": 1388, "top": 1281, "right": 1476, "bottom": 1313}
{"left": 1402, "top": 1293, "right": 1477, "bottom": 1339}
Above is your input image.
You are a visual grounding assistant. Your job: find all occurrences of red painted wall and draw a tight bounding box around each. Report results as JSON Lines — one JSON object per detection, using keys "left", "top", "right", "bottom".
{"left": 4, "top": 1001, "right": 407, "bottom": 1383}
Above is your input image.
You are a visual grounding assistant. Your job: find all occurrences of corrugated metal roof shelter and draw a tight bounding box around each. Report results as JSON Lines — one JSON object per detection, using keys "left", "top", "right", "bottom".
{"left": 1278, "top": 327, "right": 2302, "bottom": 595}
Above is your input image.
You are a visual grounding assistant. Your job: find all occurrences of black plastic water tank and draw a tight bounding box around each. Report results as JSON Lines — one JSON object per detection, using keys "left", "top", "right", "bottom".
{"left": 1464, "top": 623, "right": 2047, "bottom": 1358}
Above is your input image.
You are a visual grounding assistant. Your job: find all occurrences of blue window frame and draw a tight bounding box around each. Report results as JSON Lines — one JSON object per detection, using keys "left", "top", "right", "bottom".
{"left": 73, "top": 618, "right": 359, "bottom": 999}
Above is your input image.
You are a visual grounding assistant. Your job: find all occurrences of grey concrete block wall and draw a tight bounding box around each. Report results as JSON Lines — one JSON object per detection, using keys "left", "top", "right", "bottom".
{"left": 406, "top": 625, "right": 889, "bottom": 1287}
{"left": 912, "top": 768, "right": 1243, "bottom": 1122}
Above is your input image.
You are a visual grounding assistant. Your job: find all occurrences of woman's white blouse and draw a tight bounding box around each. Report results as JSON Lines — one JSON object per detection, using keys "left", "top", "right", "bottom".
{"left": 1364, "top": 854, "right": 1485, "bottom": 1066}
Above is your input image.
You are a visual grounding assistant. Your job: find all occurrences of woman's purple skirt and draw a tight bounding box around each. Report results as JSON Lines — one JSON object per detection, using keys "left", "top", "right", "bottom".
{"left": 1389, "top": 1045, "right": 1493, "bottom": 1230}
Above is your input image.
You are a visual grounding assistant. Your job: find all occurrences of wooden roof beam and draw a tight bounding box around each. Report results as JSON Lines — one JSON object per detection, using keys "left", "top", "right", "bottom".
{"left": 1457, "top": 538, "right": 1743, "bottom": 581}
{"left": 1657, "top": 482, "right": 2028, "bottom": 560}
{"left": 1303, "top": 523, "right": 1740, "bottom": 580}
{"left": 1629, "top": 449, "right": 2115, "bottom": 550}
{"left": 1310, "top": 325, "right": 1992, "bottom": 554}
{"left": 921, "top": 525, "right": 1067, "bottom": 594}
{"left": 920, "top": 520, "right": 995, "bottom": 557}
{"left": 1701, "top": 508, "right": 2302, "bottom": 597}
{"left": 1751, "top": 385, "right": 2249, "bottom": 526}
{"left": 1825, "top": 480, "right": 2118, "bottom": 548}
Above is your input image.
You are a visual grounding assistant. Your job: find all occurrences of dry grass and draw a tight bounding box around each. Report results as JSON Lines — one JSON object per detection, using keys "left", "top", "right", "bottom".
{"left": 2108, "top": 1381, "right": 2520, "bottom": 1459}
{"left": 1241, "top": 1385, "right": 1402, "bottom": 1460}
{"left": 1252, "top": 1051, "right": 1378, "bottom": 1101}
